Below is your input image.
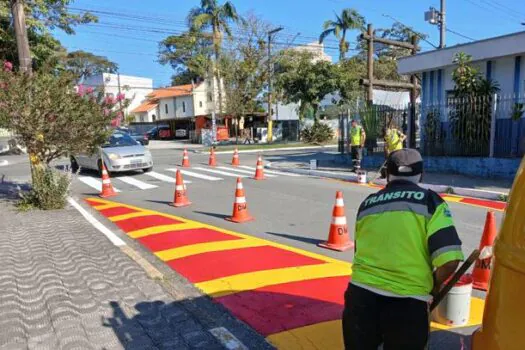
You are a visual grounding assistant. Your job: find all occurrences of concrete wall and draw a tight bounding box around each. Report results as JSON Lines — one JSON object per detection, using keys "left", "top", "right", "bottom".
{"left": 174, "top": 95, "right": 194, "bottom": 118}
{"left": 158, "top": 98, "right": 175, "bottom": 120}
{"left": 338, "top": 154, "right": 522, "bottom": 180}
{"left": 134, "top": 109, "right": 158, "bottom": 123}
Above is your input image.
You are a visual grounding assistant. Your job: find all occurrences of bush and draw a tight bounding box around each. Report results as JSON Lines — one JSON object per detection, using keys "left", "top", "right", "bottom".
{"left": 18, "top": 167, "right": 71, "bottom": 210}
{"left": 301, "top": 122, "right": 334, "bottom": 144}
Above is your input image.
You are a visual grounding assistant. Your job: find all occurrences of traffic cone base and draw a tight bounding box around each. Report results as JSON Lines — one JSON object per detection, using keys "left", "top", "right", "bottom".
{"left": 99, "top": 165, "right": 117, "bottom": 198}
{"left": 171, "top": 171, "right": 191, "bottom": 207}
{"left": 226, "top": 178, "right": 254, "bottom": 223}
{"left": 318, "top": 191, "right": 354, "bottom": 252}
{"left": 472, "top": 211, "right": 497, "bottom": 291}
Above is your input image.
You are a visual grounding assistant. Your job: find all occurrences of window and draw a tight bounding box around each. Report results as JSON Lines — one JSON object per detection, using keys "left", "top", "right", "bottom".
{"left": 152, "top": 114, "right": 156, "bottom": 122}
{"left": 140, "top": 115, "right": 145, "bottom": 122}
{"left": 182, "top": 101, "right": 186, "bottom": 113}
{"left": 199, "top": 101, "right": 203, "bottom": 108}
{"left": 165, "top": 104, "right": 168, "bottom": 114}
{"left": 208, "top": 93, "right": 213, "bottom": 102}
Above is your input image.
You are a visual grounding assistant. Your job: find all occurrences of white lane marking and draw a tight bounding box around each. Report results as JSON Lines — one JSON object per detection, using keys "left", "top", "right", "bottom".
{"left": 238, "top": 165, "right": 302, "bottom": 177}
{"left": 166, "top": 168, "right": 223, "bottom": 181}
{"left": 115, "top": 176, "right": 158, "bottom": 190}
{"left": 79, "top": 176, "right": 121, "bottom": 192}
{"left": 209, "top": 327, "right": 248, "bottom": 350}
{"left": 144, "top": 171, "right": 191, "bottom": 184}
{"left": 67, "top": 197, "right": 126, "bottom": 246}
{"left": 194, "top": 167, "right": 248, "bottom": 178}
{"left": 217, "top": 166, "right": 277, "bottom": 177}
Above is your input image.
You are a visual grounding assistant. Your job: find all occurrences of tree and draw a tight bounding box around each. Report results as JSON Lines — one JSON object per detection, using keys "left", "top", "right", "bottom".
{"left": 62, "top": 50, "right": 118, "bottom": 81}
{"left": 188, "top": 0, "right": 241, "bottom": 114}
{"left": 319, "top": 8, "right": 365, "bottom": 61}
{"left": 0, "top": 1, "right": 96, "bottom": 71}
{"left": 275, "top": 51, "right": 339, "bottom": 121}
{"left": 159, "top": 31, "right": 213, "bottom": 84}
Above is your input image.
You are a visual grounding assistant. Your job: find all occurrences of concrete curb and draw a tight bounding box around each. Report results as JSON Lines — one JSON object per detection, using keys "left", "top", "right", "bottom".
{"left": 198, "top": 144, "right": 337, "bottom": 155}
{"left": 0, "top": 160, "right": 8, "bottom": 167}
{"left": 266, "top": 163, "right": 508, "bottom": 201}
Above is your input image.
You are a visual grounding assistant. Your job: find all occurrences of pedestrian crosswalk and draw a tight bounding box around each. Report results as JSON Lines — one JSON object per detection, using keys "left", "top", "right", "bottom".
{"left": 76, "top": 165, "right": 302, "bottom": 194}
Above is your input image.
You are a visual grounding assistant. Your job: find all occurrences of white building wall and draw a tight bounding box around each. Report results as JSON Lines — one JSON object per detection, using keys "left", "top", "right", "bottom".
{"left": 158, "top": 98, "right": 176, "bottom": 120}
{"left": 174, "top": 95, "right": 194, "bottom": 118}
{"left": 492, "top": 57, "right": 515, "bottom": 98}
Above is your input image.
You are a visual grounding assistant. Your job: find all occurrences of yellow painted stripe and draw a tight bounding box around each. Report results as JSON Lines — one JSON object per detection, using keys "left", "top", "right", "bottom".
{"left": 196, "top": 262, "right": 351, "bottom": 298}
{"left": 86, "top": 199, "right": 347, "bottom": 265}
{"left": 267, "top": 297, "right": 485, "bottom": 349}
{"left": 155, "top": 238, "right": 267, "bottom": 261}
{"left": 109, "top": 210, "right": 157, "bottom": 222}
{"left": 442, "top": 196, "right": 463, "bottom": 203}
{"left": 266, "top": 320, "right": 343, "bottom": 350}
{"left": 128, "top": 222, "right": 202, "bottom": 239}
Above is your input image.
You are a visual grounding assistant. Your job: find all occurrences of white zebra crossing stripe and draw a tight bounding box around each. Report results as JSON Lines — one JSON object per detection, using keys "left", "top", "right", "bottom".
{"left": 79, "top": 176, "right": 121, "bottom": 192}
{"left": 145, "top": 171, "right": 191, "bottom": 184}
{"left": 194, "top": 167, "right": 248, "bottom": 178}
{"left": 166, "top": 168, "right": 223, "bottom": 181}
{"left": 238, "top": 165, "right": 302, "bottom": 177}
{"left": 217, "top": 166, "right": 277, "bottom": 177}
{"left": 115, "top": 176, "right": 158, "bottom": 190}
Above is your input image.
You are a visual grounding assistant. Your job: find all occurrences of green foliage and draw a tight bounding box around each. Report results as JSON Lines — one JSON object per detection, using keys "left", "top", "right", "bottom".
{"left": 0, "top": 1, "right": 96, "bottom": 71}
{"left": 275, "top": 51, "right": 339, "bottom": 120}
{"left": 319, "top": 8, "right": 365, "bottom": 61}
{"left": 301, "top": 122, "right": 334, "bottom": 144}
{"left": 0, "top": 68, "right": 126, "bottom": 165}
{"left": 445, "top": 186, "right": 455, "bottom": 194}
{"left": 61, "top": 50, "right": 118, "bottom": 80}
{"left": 498, "top": 193, "right": 508, "bottom": 203}
{"left": 17, "top": 167, "right": 71, "bottom": 210}
{"left": 360, "top": 105, "right": 380, "bottom": 141}
{"left": 511, "top": 103, "right": 524, "bottom": 121}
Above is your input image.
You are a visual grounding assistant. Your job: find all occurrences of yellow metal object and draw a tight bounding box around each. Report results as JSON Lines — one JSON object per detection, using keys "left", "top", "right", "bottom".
{"left": 267, "top": 119, "right": 273, "bottom": 142}
{"left": 472, "top": 158, "right": 525, "bottom": 350}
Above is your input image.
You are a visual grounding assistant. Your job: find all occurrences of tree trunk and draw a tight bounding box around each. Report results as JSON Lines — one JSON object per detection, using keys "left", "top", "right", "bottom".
{"left": 10, "top": 0, "right": 32, "bottom": 74}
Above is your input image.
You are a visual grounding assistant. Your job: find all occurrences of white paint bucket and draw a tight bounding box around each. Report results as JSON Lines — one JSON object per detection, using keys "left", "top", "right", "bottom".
{"left": 431, "top": 274, "right": 473, "bottom": 327}
{"left": 357, "top": 170, "right": 367, "bottom": 184}
{"left": 310, "top": 159, "right": 317, "bottom": 170}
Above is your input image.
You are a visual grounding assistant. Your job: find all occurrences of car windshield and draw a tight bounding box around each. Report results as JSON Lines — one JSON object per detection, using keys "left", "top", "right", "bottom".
{"left": 102, "top": 133, "right": 138, "bottom": 148}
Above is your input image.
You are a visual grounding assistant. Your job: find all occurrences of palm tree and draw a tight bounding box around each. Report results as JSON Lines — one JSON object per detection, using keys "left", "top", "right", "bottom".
{"left": 319, "top": 8, "right": 365, "bottom": 61}
{"left": 188, "top": 0, "right": 240, "bottom": 116}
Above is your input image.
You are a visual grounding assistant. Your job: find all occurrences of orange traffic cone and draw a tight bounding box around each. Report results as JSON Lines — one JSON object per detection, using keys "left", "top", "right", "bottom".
{"left": 232, "top": 148, "right": 240, "bottom": 167}
{"left": 226, "top": 178, "right": 254, "bottom": 223}
{"left": 182, "top": 148, "right": 190, "bottom": 167}
{"left": 472, "top": 211, "right": 497, "bottom": 291}
{"left": 170, "top": 170, "right": 191, "bottom": 207}
{"left": 319, "top": 191, "right": 354, "bottom": 252}
{"left": 99, "top": 163, "right": 117, "bottom": 198}
{"left": 253, "top": 155, "right": 266, "bottom": 180}
{"left": 209, "top": 147, "right": 217, "bottom": 167}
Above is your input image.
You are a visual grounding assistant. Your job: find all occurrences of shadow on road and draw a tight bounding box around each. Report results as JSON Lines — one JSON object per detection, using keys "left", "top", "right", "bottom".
{"left": 265, "top": 231, "right": 324, "bottom": 245}
{"left": 193, "top": 210, "right": 229, "bottom": 220}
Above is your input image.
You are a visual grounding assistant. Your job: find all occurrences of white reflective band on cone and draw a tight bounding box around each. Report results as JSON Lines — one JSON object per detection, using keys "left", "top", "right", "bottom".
{"left": 176, "top": 185, "right": 185, "bottom": 191}
{"left": 236, "top": 183, "right": 244, "bottom": 189}
{"left": 332, "top": 216, "right": 347, "bottom": 225}
{"left": 102, "top": 170, "right": 108, "bottom": 175}
{"left": 183, "top": 156, "right": 188, "bottom": 159}
{"left": 235, "top": 197, "right": 246, "bottom": 204}
{"left": 102, "top": 179, "right": 111, "bottom": 184}
{"left": 335, "top": 198, "right": 345, "bottom": 206}
{"left": 256, "top": 166, "right": 263, "bottom": 169}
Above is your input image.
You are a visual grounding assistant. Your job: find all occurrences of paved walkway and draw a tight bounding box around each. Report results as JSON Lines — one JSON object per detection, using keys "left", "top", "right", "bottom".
{"left": 0, "top": 198, "right": 267, "bottom": 349}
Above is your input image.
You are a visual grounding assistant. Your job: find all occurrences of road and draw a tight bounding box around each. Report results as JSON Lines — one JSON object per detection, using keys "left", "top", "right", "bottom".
{"left": 3, "top": 148, "right": 504, "bottom": 349}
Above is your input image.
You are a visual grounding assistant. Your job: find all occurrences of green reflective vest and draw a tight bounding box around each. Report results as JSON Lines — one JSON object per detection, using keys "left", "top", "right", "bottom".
{"left": 350, "top": 125, "right": 363, "bottom": 146}
{"left": 352, "top": 180, "right": 464, "bottom": 297}
{"left": 385, "top": 129, "right": 403, "bottom": 152}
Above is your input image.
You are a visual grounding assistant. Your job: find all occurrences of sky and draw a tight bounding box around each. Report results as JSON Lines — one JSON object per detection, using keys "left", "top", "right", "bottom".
{"left": 54, "top": 0, "right": 525, "bottom": 88}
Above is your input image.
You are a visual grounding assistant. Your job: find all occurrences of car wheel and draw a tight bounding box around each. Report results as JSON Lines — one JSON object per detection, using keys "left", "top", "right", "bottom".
{"left": 143, "top": 167, "right": 153, "bottom": 173}
{"left": 70, "top": 157, "right": 79, "bottom": 173}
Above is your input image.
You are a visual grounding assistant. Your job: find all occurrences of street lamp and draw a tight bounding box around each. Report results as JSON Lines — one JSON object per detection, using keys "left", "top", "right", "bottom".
{"left": 425, "top": 0, "right": 446, "bottom": 49}
{"left": 267, "top": 26, "right": 283, "bottom": 143}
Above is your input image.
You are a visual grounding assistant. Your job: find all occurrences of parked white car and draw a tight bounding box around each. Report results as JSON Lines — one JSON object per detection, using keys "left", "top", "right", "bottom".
{"left": 71, "top": 131, "right": 153, "bottom": 175}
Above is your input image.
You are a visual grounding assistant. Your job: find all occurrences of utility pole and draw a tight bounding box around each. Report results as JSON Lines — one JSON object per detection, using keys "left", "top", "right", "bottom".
{"left": 366, "top": 24, "right": 374, "bottom": 105}
{"left": 10, "top": 0, "right": 32, "bottom": 74}
{"left": 117, "top": 72, "right": 124, "bottom": 124}
{"left": 267, "top": 26, "right": 283, "bottom": 143}
{"left": 425, "top": 0, "right": 446, "bottom": 49}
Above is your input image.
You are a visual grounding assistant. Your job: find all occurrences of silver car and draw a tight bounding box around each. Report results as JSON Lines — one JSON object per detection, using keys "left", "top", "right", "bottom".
{"left": 71, "top": 132, "right": 153, "bottom": 174}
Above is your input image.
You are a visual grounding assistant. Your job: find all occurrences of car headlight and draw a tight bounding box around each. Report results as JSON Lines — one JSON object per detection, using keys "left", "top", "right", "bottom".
{"left": 108, "top": 153, "right": 121, "bottom": 160}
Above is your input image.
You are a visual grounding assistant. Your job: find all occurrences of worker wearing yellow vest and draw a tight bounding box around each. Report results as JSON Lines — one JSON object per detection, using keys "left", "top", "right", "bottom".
{"left": 384, "top": 126, "right": 406, "bottom": 155}
{"left": 343, "top": 149, "right": 464, "bottom": 349}
{"left": 349, "top": 119, "right": 366, "bottom": 172}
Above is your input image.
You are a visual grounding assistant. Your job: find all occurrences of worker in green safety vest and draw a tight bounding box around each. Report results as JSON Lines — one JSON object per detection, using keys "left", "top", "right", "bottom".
{"left": 384, "top": 126, "right": 406, "bottom": 155}
{"left": 342, "top": 148, "right": 464, "bottom": 349}
{"left": 349, "top": 119, "right": 366, "bottom": 172}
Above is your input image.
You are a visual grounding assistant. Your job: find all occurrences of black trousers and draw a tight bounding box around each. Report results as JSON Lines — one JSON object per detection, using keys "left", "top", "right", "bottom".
{"left": 351, "top": 146, "right": 363, "bottom": 170}
{"left": 342, "top": 284, "right": 429, "bottom": 350}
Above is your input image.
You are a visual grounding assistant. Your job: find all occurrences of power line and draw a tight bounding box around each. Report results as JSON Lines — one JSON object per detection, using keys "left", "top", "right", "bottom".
{"left": 445, "top": 28, "right": 476, "bottom": 41}
{"left": 461, "top": 0, "right": 525, "bottom": 23}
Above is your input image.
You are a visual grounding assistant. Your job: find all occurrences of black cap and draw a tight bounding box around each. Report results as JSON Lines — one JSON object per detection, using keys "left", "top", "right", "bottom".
{"left": 386, "top": 149, "right": 423, "bottom": 177}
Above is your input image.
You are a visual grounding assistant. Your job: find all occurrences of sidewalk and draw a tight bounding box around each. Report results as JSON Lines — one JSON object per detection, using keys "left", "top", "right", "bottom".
{"left": 268, "top": 159, "right": 512, "bottom": 200}
{"left": 0, "top": 195, "right": 269, "bottom": 349}
{"left": 147, "top": 140, "right": 203, "bottom": 151}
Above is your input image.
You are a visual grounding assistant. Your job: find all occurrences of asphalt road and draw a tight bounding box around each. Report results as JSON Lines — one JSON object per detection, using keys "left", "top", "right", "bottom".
{"left": 66, "top": 148, "right": 503, "bottom": 262}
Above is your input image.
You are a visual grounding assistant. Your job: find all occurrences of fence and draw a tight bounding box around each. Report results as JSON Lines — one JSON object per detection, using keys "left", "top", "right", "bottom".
{"left": 339, "top": 94, "right": 525, "bottom": 158}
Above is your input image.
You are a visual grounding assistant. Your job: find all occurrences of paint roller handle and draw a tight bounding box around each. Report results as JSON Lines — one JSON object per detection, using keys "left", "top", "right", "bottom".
{"left": 429, "top": 249, "right": 480, "bottom": 312}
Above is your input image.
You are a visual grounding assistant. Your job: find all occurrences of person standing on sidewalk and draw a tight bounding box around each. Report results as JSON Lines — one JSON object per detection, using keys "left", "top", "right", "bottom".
{"left": 342, "top": 148, "right": 464, "bottom": 349}
{"left": 349, "top": 119, "right": 366, "bottom": 172}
